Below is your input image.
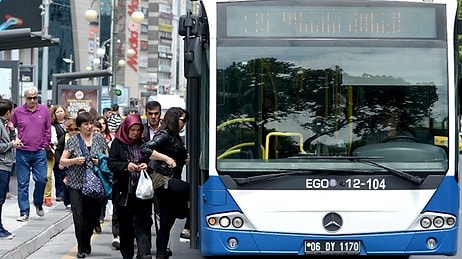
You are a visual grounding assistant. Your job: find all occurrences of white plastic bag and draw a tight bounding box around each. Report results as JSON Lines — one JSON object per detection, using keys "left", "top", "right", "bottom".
{"left": 136, "top": 170, "right": 154, "bottom": 200}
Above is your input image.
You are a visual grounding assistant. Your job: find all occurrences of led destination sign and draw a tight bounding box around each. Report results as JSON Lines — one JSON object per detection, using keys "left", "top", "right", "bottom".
{"left": 225, "top": 5, "right": 438, "bottom": 38}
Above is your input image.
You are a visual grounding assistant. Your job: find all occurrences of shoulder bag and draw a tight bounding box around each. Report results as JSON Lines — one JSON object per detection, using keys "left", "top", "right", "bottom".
{"left": 77, "top": 134, "right": 105, "bottom": 199}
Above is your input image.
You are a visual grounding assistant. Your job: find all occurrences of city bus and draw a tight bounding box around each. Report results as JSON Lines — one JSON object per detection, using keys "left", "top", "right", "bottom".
{"left": 180, "top": 0, "right": 460, "bottom": 256}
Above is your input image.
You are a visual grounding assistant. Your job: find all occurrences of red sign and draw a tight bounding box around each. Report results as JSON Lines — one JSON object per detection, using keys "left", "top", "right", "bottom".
{"left": 127, "top": 0, "right": 141, "bottom": 72}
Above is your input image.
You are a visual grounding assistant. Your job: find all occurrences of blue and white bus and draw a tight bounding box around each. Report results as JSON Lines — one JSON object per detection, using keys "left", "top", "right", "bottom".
{"left": 180, "top": 0, "right": 460, "bottom": 256}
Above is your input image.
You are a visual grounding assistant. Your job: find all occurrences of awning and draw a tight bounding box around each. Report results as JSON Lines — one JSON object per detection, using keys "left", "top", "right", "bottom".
{"left": 0, "top": 28, "right": 60, "bottom": 51}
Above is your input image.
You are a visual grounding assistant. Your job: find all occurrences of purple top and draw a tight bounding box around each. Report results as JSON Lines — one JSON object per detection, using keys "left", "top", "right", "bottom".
{"left": 11, "top": 103, "right": 51, "bottom": 151}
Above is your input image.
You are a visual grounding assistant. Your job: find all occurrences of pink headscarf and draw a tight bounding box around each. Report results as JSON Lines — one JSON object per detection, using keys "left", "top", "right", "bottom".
{"left": 114, "top": 114, "right": 143, "bottom": 145}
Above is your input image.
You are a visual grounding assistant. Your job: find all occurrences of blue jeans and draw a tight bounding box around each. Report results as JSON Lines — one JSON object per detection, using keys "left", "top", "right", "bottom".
{"left": 0, "top": 169, "right": 10, "bottom": 230}
{"left": 53, "top": 162, "right": 66, "bottom": 198}
{"left": 16, "top": 149, "right": 47, "bottom": 216}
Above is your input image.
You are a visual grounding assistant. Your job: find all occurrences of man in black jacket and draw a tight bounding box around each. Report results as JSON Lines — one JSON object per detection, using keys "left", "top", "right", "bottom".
{"left": 142, "top": 101, "right": 162, "bottom": 142}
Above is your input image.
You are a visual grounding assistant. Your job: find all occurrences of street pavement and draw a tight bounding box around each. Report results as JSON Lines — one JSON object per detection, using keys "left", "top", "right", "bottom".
{"left": 0, "top": 176, "right": 202, "bottom": 259}
{"left": 0, "top": 176, "right": 73, "bottom": 259}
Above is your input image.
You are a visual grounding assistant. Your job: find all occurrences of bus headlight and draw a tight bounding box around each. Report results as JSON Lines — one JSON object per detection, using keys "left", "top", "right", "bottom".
{"left": 207, "top": 217, "right": 217, "bottom": 226}
{"left": 227, "top": 237, "right": 238, "bottom": 249}
{"left": 420, "top": 217, "right": 432, "bottom": 228}
{"left": 426, "top": 238, "right": 437, "bottom": 249}
{"left": 232, "top": 217, "right": 244, "bottom": 228}
{"left": 415, "top": 212, "right": 456, "bottom": 230}
{"left": 433, "top": 216, "right": 444, "bottom": 228}
{"left": 446, "top": 217, "right": 455, "bottom": 226}
{"left": 206, "top": 212, "right": 255, "bottom": 230}
{"left": 219, "top": 216, "right": 231, "bottom": 227}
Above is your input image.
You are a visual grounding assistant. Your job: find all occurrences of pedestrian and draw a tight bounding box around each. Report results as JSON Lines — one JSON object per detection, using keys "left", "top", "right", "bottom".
{"left": 108, "top": 114, "right": 152, "bottom": 259}
{"left": 107, "top": 104, "right": 122, "bottom": 133}
{"left": 94, "top": 115, "right": 118, "bottom": 245}
{"left": 43, "top": 111, "right": 58, "bottom": 207}
{"left": 141, "top": 107, "right": 190, "bottom": 259}
{"left": 95, "top": 116, "right": 113, "bottom": 144}
{"left": 92, "top": 116, "right": 113, "bottom": 234}
{"left": 54, "top": 118, "right": 78, "bottom": 211}
{"left": 102, "top": 107, "right": 112, "bottom": 120}
{"left": 142, "top": 101, "right": 162, "bottom": 142}
{"left": 59, "top": 112, "right": 108, "bottom": 258}
{"left": 0, "top": 99, "right": 22, "bottom": 239}
{"left": 11, "top": 86, "right": 51, "bottom": 222}
{"left": 49, "top": 105, "right": 70, "bottom": 203}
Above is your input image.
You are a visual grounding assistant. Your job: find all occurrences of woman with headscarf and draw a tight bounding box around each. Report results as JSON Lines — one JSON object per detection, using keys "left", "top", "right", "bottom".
{"left": 108, "top": 114, "right": 152, "bottom": 259}
{"left": 141, "top": 107, "right": 190, "bottom": 259}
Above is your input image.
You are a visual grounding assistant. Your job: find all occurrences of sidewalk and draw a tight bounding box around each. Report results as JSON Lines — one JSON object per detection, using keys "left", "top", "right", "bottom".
{"left": 0, "top": 177, "right": 73, "bottom": 259}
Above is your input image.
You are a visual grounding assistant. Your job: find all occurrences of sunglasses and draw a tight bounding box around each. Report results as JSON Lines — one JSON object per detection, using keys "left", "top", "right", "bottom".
{"left": 26, "top": 96, "right": 38, "bottom": 100}
{"left": 179, "top": 117, "right": 188, "bottom": 123}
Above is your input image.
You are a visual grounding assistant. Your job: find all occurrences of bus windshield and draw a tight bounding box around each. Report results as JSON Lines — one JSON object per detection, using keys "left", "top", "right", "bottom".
{"left": 215, "top": 1, "right": 449, "bottom": 173}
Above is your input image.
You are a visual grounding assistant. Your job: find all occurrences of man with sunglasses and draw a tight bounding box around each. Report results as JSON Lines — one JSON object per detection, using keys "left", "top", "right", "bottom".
{"left": 11, "top": 87, "right": 51, "bottom": 222}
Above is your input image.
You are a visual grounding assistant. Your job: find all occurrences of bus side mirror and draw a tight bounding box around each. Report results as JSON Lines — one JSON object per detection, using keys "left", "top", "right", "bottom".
{"left": 179, "top": 15, "right": 199, "bottom": 36}
{"left": 184, "top": 37, "right": 201, "bottom": 78}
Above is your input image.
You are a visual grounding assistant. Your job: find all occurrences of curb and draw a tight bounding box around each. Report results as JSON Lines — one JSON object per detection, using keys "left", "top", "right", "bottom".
{"left": 0, "top": 212, "right": 73, "bottom": 259}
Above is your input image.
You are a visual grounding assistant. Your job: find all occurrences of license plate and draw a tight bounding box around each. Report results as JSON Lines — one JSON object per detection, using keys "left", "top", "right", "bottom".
{"left": 304, "top": 240, "right": 361, "bottom": 255}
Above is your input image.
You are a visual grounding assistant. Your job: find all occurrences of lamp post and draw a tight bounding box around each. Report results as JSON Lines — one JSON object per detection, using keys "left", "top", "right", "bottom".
{"left": 62, "top": 55, "right": 74, "bottom": 84}
{"left": 84, "top": 0, "right": 144, "bottom": 105}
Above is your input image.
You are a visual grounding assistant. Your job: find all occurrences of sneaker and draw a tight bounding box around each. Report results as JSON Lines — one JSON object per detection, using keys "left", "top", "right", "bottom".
{"left": 111, "top": 236, "right": 120, "bottom": 250}
{"left": 0, "top": 229, "right": 14, "bottom": 240}
{"left": 16, "top": 215, "right": 29, "bottom": 222}
{"left": 65, "top": 205, "right": 72, "bottom": 212}
{"left": 56, "top": 196, "right": 64, "bottom": 202}
{"left": 179, "top": 232, "right": 190, "bottom": 243}
{"left": 44, "top": 198, "right": 53, "bottom": 207}
{"left": 36, "top": 206, "right": 45, "bottom": 217}
{"left": 6, "top": 192, "right": 17, "bottom": 200}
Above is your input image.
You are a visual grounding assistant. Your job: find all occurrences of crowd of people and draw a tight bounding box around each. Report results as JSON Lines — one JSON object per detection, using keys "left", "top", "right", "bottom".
{"left": 0, "top": 86, "right": 191, "bottom": 259}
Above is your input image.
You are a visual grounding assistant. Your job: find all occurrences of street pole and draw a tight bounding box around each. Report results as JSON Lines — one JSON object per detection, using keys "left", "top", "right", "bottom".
{"left": 110, "top": 0, "right": 118, "bottom": 105}
{"left": 41, "top": 0, "right": 50, "bottom": 104}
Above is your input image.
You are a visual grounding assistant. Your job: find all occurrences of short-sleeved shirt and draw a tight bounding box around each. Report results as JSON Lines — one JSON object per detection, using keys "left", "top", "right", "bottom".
{"left": 64, "top": 132, "right": 108, "bottom": 190}
{"left": 107, "top": 114, "right": 122, "bottom": 132}
{"left": 11, "top": 103, "right": 51, "bottom": 151}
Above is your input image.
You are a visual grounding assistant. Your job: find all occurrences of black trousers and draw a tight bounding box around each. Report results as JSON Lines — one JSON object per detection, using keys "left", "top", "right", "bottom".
{"left": 112, "top": 203, "right": 119, "bottom": 237}
{"left": 155, "top": 178, "right": 189, "bottom": 256}
{"left": 69, "top": 188, "right": 102, "bottom": 253}
{"left": 117, "top": 195, "right": 153, "bottom": 259}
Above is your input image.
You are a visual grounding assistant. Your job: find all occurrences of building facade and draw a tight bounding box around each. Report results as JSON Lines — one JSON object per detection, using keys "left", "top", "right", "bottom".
{"left": 0, "top": 0, "right": 186, "bottom": 113}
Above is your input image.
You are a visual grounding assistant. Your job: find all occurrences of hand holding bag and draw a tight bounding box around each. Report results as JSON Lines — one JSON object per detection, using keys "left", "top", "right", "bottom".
{"left": 136, "top": 170, "right": 154, "bottom": 200}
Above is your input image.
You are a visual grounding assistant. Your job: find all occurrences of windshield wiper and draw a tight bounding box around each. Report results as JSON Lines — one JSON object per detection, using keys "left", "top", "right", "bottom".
{"left": 233, "top": 170, "right": 320, "bottom": 185}
{"left": 347, "top": 157, "right": 424, "bottom": 185}
{"left": 234, "top": 157, "right": 424, "bottom": 185}
{"left": 290, "top": 155, "right": 424, "bottom": 185}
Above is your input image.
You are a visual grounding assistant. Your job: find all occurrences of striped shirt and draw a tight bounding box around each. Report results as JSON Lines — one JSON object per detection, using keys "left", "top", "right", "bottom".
{"left": 107, "top": 114, "right": 122, "bottom": 133}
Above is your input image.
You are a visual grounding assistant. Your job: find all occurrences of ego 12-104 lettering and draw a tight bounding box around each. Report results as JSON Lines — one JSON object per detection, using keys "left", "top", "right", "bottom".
{"left": 305, "top": 178, "right": 387, "bottom": 190}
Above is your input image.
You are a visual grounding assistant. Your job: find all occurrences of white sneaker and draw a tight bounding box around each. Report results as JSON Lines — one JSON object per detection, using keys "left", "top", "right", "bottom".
{"left": 16, "top": 215, "right": 29, "bottom": 222}
{"left": 0, "top": 229, "right": 15, "bottom": 240}
{"left": 112, "top": 236, "right": 120, "bottom": 250}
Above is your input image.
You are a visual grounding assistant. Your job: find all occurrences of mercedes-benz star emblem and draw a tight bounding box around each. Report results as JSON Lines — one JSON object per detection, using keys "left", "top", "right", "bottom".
{"left": 322, "top": 212, "right": 343, "bottom": 232}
